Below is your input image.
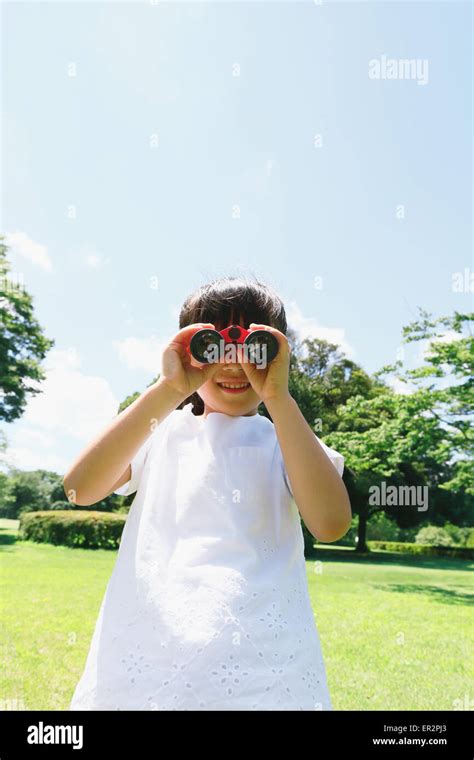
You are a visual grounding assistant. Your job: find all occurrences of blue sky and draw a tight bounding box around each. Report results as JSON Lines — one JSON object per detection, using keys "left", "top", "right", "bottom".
{"left": 2, "top": 0, "right": 472, "bottom": 474}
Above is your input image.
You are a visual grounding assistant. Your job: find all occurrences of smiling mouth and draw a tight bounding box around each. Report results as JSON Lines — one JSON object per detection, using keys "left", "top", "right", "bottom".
{"left": 216, "top": 381, "right": 250, "bottom": 393}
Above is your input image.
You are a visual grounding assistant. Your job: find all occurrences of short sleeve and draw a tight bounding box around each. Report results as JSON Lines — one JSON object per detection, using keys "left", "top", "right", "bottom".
{"left": 113, "top": 411, "right": 176, "bottom": 496}
{"left": 113, "top": 434, "right": 154, "bottom": 496}
{"left": 281, "top": 435, "right": 345, "bottom": 498}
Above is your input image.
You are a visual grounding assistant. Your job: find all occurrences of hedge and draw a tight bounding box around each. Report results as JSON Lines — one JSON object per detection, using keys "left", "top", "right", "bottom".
{"left": 367, "top": 540, "right": 474, "bottom": 560}
{"left": 18, "top": 513, "right": 474, "bottom": 559}
{"left": 19, "top": 510, "right": 126, "bottom": 550}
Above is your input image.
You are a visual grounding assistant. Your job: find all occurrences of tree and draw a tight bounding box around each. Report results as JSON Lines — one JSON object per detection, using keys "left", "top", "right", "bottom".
{"left": 326, "top": 309, "right": 474, "bottom": 552}
{"left": 0, "top": 470, "right": 13, "bottom": 515}
{"left": 0, "top": 470, "right": 56, "bottom": 518}
{"left": 378, "top": 309, "right": 473, "bottom": 495}
{"left": 0, "top": 468, "right": 125, "bottom": 518}
{"left": 0, "top": 237, "right": 54, "bottom": 422}
{"left": 267, "top": 333, "right": 382, "bottom": 435}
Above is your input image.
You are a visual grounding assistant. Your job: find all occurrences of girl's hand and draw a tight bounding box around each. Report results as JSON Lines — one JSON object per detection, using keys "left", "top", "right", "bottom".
{"left": 240, "top": 323, "right": 291, "bottom": 404}
{"left": 161, "top": 323, "right": 221, "bottom": 397}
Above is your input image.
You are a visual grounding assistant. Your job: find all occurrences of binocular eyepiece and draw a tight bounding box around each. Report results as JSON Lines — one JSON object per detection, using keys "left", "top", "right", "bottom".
{"left": 188, "top": 325, "right": 279, "bottom": 367}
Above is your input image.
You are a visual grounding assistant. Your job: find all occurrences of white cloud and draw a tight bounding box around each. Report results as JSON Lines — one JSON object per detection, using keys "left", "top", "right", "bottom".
{"left": 10, "top": 429, "right": 55, "bottom": 448}
{"left": 113, "top": 336, "right": 168, "bottom": 374}
{"left": 3, "top": 348, "right": 121, "bottom": 473}
{"left": 24, "top": 352, "right": 119, "bottom": 440}
{"left": 3, "top": 429, "right": 65, "bottom": 472}
{"left": 47, "top": 347, "right": 81, "bottom": 370}
{"left": 3, "top": 446, "right": 68, "bottom": 473}
{"left": 286, "top": 301, "right": 354, "bottom": 357}
{"left": 5, "top": 231, "right": 53, "bottom": 272}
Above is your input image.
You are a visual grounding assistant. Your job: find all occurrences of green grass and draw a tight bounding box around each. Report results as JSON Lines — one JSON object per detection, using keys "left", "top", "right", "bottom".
{"left": 1, "top": 518, "right": 472, "bottom": 710}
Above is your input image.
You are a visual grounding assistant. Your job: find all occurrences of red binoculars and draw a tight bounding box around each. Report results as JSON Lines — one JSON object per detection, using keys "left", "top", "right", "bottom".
{"left": 187, "top": 324, "right": 279, "bottom": 366}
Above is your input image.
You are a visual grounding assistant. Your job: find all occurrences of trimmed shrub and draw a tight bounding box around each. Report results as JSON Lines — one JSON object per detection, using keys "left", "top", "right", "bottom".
{"left": 368, "top": 540, "right": 474, "bottom": 559}
{"left": 19, "top": 510, "right": 126, "bottom": 550}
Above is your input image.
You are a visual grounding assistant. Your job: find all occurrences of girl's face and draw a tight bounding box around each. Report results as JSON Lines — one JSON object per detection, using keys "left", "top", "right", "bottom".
{"left": 197, "top": 312, "right": 261, "bottom": 418}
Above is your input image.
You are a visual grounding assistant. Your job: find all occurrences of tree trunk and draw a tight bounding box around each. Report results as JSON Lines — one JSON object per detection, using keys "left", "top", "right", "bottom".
{"left": 356, "top": 506, "right": 370, "bottom": 553}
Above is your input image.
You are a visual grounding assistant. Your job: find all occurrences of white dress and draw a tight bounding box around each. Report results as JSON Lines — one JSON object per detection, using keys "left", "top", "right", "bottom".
{"left": 68, "top": 404, "right": 344, "bottom": 711}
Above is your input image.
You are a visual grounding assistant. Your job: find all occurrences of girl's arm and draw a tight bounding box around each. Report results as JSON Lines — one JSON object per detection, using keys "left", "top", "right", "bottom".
{"left": 63, "top": 378, "right": 185, "bottom": 506}
{"left": 266, "top": 393, "right": 352, "bottom": 543}
{"left": 240, "top": 322, "right": 352, "bottom": 543}
{"left": 63, "top": 322, "right": 220, "bottom": 507}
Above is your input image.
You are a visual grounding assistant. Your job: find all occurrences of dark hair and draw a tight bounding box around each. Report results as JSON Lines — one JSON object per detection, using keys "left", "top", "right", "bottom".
{"left": 176, "top": 275, "right": 287, "bottom": 415}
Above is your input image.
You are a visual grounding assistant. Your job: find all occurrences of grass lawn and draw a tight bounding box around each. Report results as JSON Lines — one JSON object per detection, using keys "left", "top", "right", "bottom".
{"left": 0, "top": 518, "right": 472, "bottom": 711}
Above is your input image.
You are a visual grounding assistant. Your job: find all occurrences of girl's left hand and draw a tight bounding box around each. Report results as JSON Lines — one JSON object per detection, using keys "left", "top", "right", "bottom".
{"left": 240, "top": 323, "right": 291, "bottom": 404}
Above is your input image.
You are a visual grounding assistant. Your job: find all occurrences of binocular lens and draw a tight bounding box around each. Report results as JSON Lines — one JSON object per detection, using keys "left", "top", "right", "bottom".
{"left": 189, "top": 329, "right": 221, "bottom": 363}
{"left": 245, "top": 330, "right": 279, "bottom": 363}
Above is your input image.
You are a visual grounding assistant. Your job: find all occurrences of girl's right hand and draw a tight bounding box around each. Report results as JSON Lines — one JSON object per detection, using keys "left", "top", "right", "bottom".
{"left": 160, "top": 323, "right": 221, "bottom": 397}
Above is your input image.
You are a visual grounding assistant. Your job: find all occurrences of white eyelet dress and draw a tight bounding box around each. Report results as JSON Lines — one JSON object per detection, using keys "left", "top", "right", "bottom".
{"left": 68, "top": 404, "right": 345, "bottom": 711}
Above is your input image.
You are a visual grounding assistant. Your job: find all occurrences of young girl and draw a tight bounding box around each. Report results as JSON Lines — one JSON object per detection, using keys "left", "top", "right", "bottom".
{"left": 65, "top": 276, "right": 351, "bottom": 711}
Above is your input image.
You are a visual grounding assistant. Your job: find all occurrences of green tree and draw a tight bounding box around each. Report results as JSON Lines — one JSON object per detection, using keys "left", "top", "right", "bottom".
{"left": 270, "top": 334, "right": 382, "bottom": 434}
{"left": 0, "top": 237, "right": 54, "bottom": 422}
{"left": 380, "top": 309, "right": 473, "bottom": 495}
{"left": 326, "top": 309, "right": 474, "bottom": 552}
{"left": 0, "top": 468, "right": 125, "bottom": 518}
{"left": 0, "top": 470, "right": 54, "bottom": 518}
